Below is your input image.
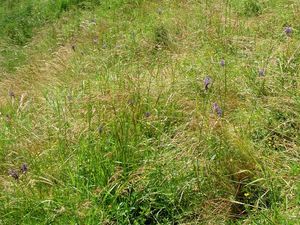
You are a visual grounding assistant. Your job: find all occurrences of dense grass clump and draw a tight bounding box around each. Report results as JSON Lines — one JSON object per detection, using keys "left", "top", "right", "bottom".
{"left": 0, "top": 0, "right": 100, "bottom": 45}
{"left": 0, "top": 0, "right": 102, "bottom": 71}
{"left": 0, "top": 0, "right": 300, "bottom": 224}
{"left": 243, "top": 0, "right": 263, "bottom": 16}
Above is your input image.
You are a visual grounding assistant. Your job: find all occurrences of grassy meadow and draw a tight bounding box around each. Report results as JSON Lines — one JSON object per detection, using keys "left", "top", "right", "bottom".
{"left": 0, "top": 0, "right": 300, "bottom": 224}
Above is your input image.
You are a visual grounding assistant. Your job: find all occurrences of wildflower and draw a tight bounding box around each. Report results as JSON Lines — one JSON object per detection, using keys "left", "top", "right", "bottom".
{"left": 21, "top": 163, "right": 28, "bottom": 174}
{"left": 220, "top": 59, "right": 225, "bottom": 67}
{"left": 259, "top": 68, "right": 265, "bottom": 77}
{"left": 204, "top": 76, "right": 212, "bottom": 91}
{"left": 9, "top": 169, "right": 19, "bottom": 180}
{"left": 9, "top": 90, "right": 15, "bottom": 98}
{"left": 145, "top": 112, "right": 151, "bottom": 118}
{"left": 285, "top": 26, "right": 292, "bottom": 36}
{"left": 98, "top": 125, "right": 104, "bottom": 134}
{"left": 212, "top": 102, "right": 222, "bottom": 117}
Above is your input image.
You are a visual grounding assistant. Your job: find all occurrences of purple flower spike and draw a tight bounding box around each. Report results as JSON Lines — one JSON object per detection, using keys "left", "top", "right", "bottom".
{"left": 259, "top": 68, "right": 265, "bottom": 77}
{"left": 98, "top": 125, "right": 104, "bottom": 134}
{"left": 145, "top": 112, "right": 151, "bottom": 118}
{"left": 213, "top": 102, "right": 222, "bottom": 117}
{"left": 285, "top": 27, "right": 292, "bottom": 36}
{"left": 204, "top": 76, "right": 212, "bottom": 91}
{"left": 9, "top": 169, "right": 19, "bottom": 180}
{"left": 220, "top": 59, "right": 225, "bottom": 67}
{"left": 9, "top": 90, "right": 15, "bottom": 98}
{"left": 21, "top": 163, "right": 28, "bottom": 174}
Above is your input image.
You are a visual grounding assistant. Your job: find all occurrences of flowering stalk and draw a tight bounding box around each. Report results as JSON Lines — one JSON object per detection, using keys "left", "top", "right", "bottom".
{"left": 220, "top": 59, "right": 227, "bottom": 98}
{"left": 220, "top": 59, "right": 227, "bottom": 114}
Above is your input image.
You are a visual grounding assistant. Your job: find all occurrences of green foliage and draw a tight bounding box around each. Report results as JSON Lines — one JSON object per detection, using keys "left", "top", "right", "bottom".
{"left": 0, "top": 0, "right": 101, "bottom": 45}
{"left": 1, "top": 0, "right": 300, "bottom": 224}
{"left": 1, "top": 2, "right": 35, "bottom": 45}
{"left": 154, "top": 25, "right": 171, "bottom": 50}
{"left": 243, "top": 0, "right": 262, "bottom": 16}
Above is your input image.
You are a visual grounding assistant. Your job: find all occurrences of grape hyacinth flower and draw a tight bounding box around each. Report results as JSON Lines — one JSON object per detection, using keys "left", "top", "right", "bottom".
{"left": 21, "top": 163, "right": 28, "bottom": 174}
{"left": 9, "top": 169, "right": 19, "bottom": 180}
{"left": 204, "top": 76, "right": 212, "bottom": 91}
{"left": 220, "top": 59, "right": 225, "bottom": 67}
{"left": 285, "top": 26, "right": 292, "bottom": 36}
{"left": 259, "top": 68, "right": 265, "bottom": 77}
{"left": 213, "top": 102, "right": 222, "bottom": 117}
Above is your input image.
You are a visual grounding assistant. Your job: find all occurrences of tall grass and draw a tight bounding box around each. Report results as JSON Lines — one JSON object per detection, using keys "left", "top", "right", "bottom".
{"left": 0, "top": 0, "right": 300, "bottom": 224}
{"left": 0, "top": 0, "right": 102, "bottom": 72}
{"left": 0, "top": 0, "right": 99, "bottom": 45}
